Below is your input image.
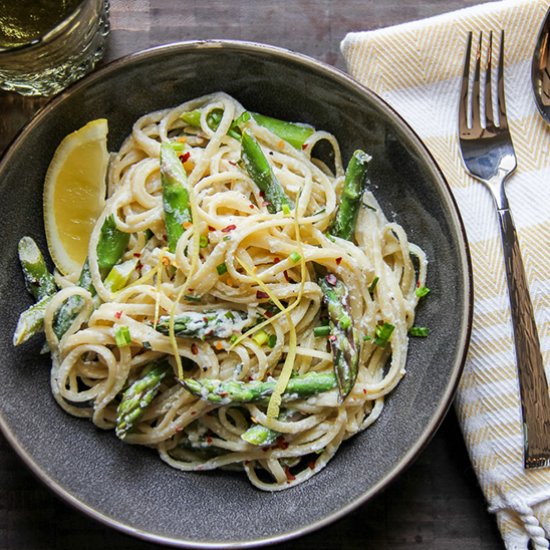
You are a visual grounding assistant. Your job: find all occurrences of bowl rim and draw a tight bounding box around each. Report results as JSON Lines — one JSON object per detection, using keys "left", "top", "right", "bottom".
{"left": 0, "top": 38, "right": 473, "bottom": 549}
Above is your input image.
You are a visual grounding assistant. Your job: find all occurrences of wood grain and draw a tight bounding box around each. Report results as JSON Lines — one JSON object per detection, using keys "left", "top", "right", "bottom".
{"left": 0, "top": 1, "right": 503, "bottom": 548}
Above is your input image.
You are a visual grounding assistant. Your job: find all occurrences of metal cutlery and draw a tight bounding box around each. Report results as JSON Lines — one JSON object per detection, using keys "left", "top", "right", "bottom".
{"left": 458, "top": 31, "right": 550, "bottom": 469}
{"left": 532, "top": 6, "right": 550, "bottom": 124}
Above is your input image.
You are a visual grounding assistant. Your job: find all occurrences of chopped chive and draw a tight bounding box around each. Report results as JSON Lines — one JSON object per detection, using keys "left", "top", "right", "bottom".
{"left": 289, "top": 251, "right": 301, "bottom": 263}
{"left": 312, "top": 208, "right": 326, "bottom": 216}
{"left": 409, "top": 326, "right": 429, "bottom": 337}
{"left": 170, "top": 141, "right": 185, "bottom": 151}
{"left": 216, "top": 262, "right": 228, "bottom": 275}
{"left": 374, "top": 322, "right": 395, "bottom": 347}
{"left": 114, "top": 325, "right": 131, "bottom": 347}
{"left": 313, "top": 325, "right": 331, "bottom": 337}
{"left": 223, "top": 235, "right": 231, "bottom": 241}
{"left": 144, "top": 229, "right": 154, "bottom": 240}
{"left": 230, "top": 335, "right": 238, "bottom": 344}
{"left": 199, "top": 235, "right": 209, "bottom": 248}
{"left": 416, "top": 285, "right": 430, "bottom": 298}
{"left": 184, "top": 294, "right": 202, "bottom": 302}
{"left": 339, "top": 314, "right": 351, "bottom": 330}
{"left": 324, "top": 232, "right": 335, "bottom": 243}
{"left": 368, "top": 276, "right": 379, "bottom": 294}
{"left": 363, "top": 334, "right": 372, "bottom": 341}
{"left": 362, "top": 203, "right": 377, "bottom": 212}
{"left": 252, "top": 330, "right": 269, "bottom": 346}
{"left": 282, "top": 204, "right": 291, "bottom": 215}
{"left": 224, "top": 311, "right": 235, "bottom": 320}
{"left": 267, "top": 334, "right": 277, "bottom": 348}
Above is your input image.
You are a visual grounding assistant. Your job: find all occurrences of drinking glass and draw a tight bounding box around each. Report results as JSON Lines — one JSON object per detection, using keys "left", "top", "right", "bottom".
{"left": 0, "top": 0, "right": 110, "bottom": 97}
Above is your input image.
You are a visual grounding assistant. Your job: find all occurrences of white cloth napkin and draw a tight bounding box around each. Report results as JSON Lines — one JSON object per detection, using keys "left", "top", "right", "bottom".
{"left": 342, "top": 1, "right": 550, "bottom": 548}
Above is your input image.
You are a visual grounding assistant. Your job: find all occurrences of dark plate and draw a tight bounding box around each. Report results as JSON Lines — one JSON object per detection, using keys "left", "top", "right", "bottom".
{"left": 0, "top": 41, "right": 472, "bottom": 548}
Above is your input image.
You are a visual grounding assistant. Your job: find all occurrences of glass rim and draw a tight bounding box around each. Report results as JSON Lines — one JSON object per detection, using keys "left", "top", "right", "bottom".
{"left": 0, "top": 0, "right": 90, "bottom": 56}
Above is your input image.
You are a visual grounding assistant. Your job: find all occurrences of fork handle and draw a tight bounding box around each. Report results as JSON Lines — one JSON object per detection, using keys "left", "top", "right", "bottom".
{"left": 497, "top": 204, "right": 550, "bottom": 468}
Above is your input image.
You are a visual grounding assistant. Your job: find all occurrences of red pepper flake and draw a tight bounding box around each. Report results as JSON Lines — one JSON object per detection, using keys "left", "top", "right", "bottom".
{"left": 208, "top": 225, "right": 215, "bottom": 231}
{"left": 417, "top": 280, "right": 421, "bottom": 288}
{"left": 256, "top": 290, "right": 269, "bottom": 299}
{"left": 206, "top": 436, "right": 213, "bottom": 444}
{"left": 284, "top": 467, "right": 296, "bottom": 482}
{"left": 283, "top": 270, "right": 290, "bottom": 282}
{"left": 249, "top": 204, "right": 254, "bottom": 209}
{"left": 220, "top": 391, "right": 228, "bottom": 398}
{"left": 190, "top": 411, "right": 197, "bottom": 416}
{"left": 329, "top": 335, "right": 337, "bottom": 343}
{"left": 136, "top": 262, "right": 143, "bottom": 270}
{"left": 273, "top": 257, "right": 280, "bottom": 264}
{"left": 264, "top": 310, "right": 274, "bottom": 318}
{"left": 259, "top": 191, "right": 265, "bottom": 198}
{"left": 221, "top": 224, "right": 237, "bottom": 233}
{"left": 302, "top": 143, "right": 308, "bottom": 150}
{"left": 228, "top": 160, "right": 237, "bottom": 166}
{"left": 188, "top": 288, "right": 194, "bottom": 292}
{"left": 325, "top": 274, "right": 337, "bottom": 286}
{"left": 308, "top": 460, "right": 316, "bottom": 470}
{"left": 162, "top": 234, "right": 167, "bottom": 241}
{"left": 114, "top": 311, "right": 122, "bottom": 320}
{"left": 275, "top": 436, "right": 289, "bottom": 450}
{"left": 133, "top": 252, "right": 141, "bottom": 258}
{"left": 363, "top": 388, "right": 367, "bottom": 395}
{"left": 191, "top": 343, "right": 199, "bottom": 355}
{"left": 179, "top": 151, "right": 190, "bottom": 163}
{"left": 335, "top": 257, "right": 342, "bottom": 265}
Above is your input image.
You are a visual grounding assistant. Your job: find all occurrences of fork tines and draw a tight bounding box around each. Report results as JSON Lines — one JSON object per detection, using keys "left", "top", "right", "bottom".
{"left": 459, "top": 30, "right": 509, "bottom": 140}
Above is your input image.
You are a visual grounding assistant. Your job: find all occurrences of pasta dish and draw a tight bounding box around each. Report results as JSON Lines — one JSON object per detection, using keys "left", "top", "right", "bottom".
{"left": 14, "top": 92, "right": 429, "bottom": 491}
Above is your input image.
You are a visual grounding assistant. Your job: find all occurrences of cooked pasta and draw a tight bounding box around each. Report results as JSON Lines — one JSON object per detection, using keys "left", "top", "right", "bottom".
{"left": 35, "top": 92, "right": 427, "bottom": 490}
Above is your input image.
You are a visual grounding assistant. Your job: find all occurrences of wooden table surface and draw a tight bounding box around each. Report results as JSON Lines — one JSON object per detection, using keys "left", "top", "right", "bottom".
{"left": 0, "top": 1, "right": 504, "bottom": 548}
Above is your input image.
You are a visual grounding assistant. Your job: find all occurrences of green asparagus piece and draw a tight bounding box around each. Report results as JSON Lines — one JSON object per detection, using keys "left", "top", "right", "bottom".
{"left": 96, "top": 215, "right": 131, "bottom": 279}
{"left": 155, "top": 309, "right": 252, "bottom": 340}
{"left": 13, "top": 295, "right": 53, "bottom": 346}
{"left": 181, "top": 371, "right": 337, "bottom": 405}
{"left": 18, "top": 237, "right": 57, "bottom": 301}
{"left": 241, "top": 423, "right": 280, "bottom": 446}
{"left": 13, "top": 237, "right": 58, "bottom": 346}
{"left": 250, "top": 112, "right": 314, "bottom": 149}
{"left": 116, "top": 361, "right": 170, "bottom": 439}
{"left": 180, "top": 109, "right": 242, "bottom": 140}
{"left": 160, "top": 142, "right": 192, "bottom": 253}
{"left": 241, "top": 129, "right": 293, "bottom": 214}
{"left": 241, "top": 409, "right": 293, "bottom": 446}
{"left": 318, "top": 275, "right": 361, "bottom": 399}
{"left": 53, "top": 215, "right": 130, "bottom": 339}
{"left": 330, "top": 150, "right": 371, "bottom": 241}
{"left": 181, "top": 109, "right": 314, "bottom": 149}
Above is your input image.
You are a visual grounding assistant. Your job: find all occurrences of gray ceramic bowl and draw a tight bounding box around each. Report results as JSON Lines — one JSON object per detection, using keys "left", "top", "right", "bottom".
{"left": 0, "top": 41, "right": 472, "bottom": 548}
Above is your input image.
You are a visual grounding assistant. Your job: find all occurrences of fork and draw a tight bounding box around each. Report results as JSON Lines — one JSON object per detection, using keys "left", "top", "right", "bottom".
{"left": 458, "top": 31, "right": 550, "bottom": 469}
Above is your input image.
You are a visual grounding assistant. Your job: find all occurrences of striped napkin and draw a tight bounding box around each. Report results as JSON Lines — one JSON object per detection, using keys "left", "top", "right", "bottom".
{"left": 342, "top": 1, "right": 550, "bottom": 548}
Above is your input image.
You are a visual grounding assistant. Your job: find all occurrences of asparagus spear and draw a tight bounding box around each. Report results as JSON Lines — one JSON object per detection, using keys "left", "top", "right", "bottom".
{"left": 13, "top": 237, "right": 58, "bottom": 345}
{"left": 241, "top": 423, "right": 280, "bottom": 446}
{"left": 18, "top": 237, "right": 57, "bottom": 301}
{"left": 181, "top": 109, "right": 313, "bottom": 149}
{"left": 181, "top": 371, "right": 337, "bottom": 405}
{"left": 116, "top": 361, "right": 170, "bottom": 439}
{"left": 318, "top": 275, "right": 361, "bottom": 399}
{"left": 53, "top": 215, "right": 130, "bottom": 339}
{"left": 241, "top": 129, "right": 293, "bottom": 214}
{"left": 329, "top": 150, "right": 371, "bottom": 241}
{"left": 249, "top": 112, "right": 314, "bottom": 150}
{"left": 160, "top": 142, "right": 192, "bottom": 253}
{"left": 155, "top": 309, "right": 252, "bottom": 340}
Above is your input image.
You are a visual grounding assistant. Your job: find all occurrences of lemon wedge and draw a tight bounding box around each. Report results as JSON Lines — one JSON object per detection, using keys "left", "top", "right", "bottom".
{"left": 43, "top": 119, "right": 109, "bottom": 276}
